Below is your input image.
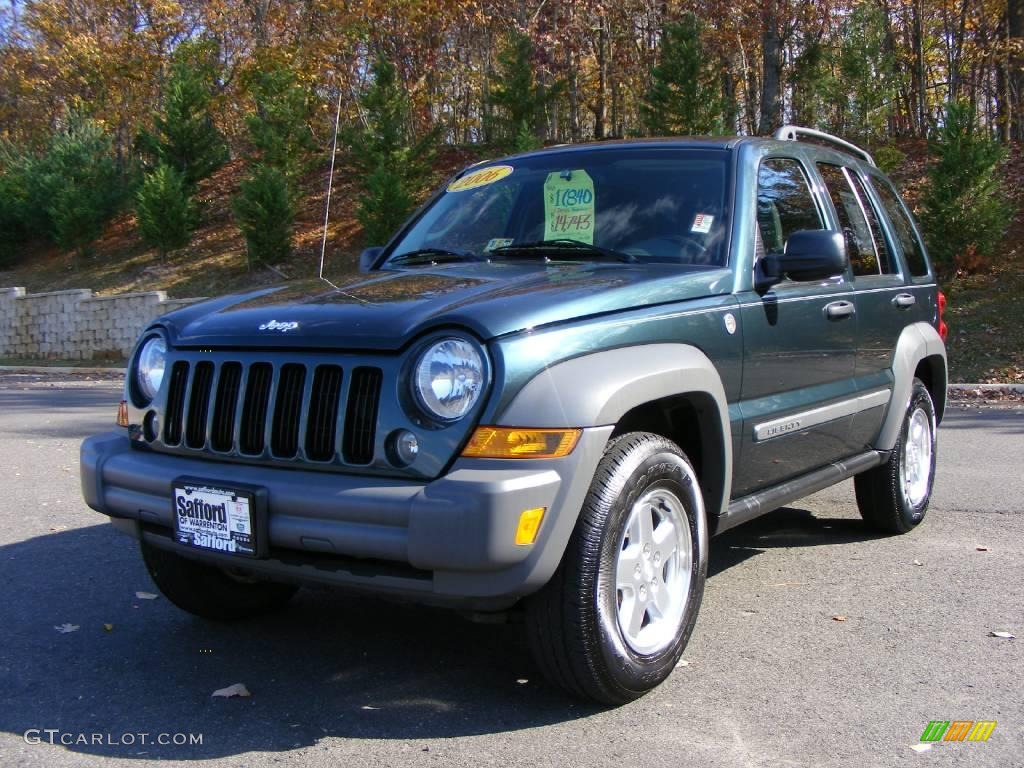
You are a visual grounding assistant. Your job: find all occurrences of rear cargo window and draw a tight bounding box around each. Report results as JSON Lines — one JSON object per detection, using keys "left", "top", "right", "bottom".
{"left": 871, "top": 177, "right": 929, "bottom": 277}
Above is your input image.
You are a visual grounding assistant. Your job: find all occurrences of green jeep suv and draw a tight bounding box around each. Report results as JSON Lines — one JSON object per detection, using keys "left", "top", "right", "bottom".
{"left": 81, "top": 127, "right": 947, "bottom": 704}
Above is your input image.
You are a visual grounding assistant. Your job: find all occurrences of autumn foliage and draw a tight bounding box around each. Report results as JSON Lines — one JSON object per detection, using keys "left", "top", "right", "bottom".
{"left": 0, "top": 0, "right": 1020, "bottom": 269}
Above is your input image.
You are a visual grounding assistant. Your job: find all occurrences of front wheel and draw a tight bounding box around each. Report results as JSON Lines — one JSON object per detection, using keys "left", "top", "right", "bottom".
{"left": 855, "top": 378, "right": 937, "bottom": 533}
{"left": 525, "top": 432, "right": 707, "bottom": 705}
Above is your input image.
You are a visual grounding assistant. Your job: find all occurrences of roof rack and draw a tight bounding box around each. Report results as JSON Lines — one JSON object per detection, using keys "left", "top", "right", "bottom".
{"left": 773, "top": 125, "right": 876, "bottom": 167}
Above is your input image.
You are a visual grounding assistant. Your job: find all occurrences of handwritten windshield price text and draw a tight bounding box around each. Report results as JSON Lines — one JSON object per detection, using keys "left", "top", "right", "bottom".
{"left": 550, "top": 187, "right": 594, "bottom": 207}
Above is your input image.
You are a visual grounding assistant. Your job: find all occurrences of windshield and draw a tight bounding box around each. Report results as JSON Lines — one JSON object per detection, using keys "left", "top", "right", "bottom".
{"left": 384, "top": 147, "right": 731, "bottom": 267}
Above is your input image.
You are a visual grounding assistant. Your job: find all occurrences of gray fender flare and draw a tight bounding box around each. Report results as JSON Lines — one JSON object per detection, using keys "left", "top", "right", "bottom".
{"left": 496, "top": 343, "right": 732, "bottom": 517}
{"left": 877, "top": 322, "right": 947, "bottom": 451}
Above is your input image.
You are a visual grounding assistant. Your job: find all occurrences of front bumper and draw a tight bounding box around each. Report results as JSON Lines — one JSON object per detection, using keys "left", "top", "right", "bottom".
{"left": 81, "top": 428, "right": 611, "bottom": 608}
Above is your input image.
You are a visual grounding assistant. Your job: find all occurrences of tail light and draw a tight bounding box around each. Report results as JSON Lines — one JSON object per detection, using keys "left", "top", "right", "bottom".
{"left": 937, "top": 291, "right": 948, "bottom": 341}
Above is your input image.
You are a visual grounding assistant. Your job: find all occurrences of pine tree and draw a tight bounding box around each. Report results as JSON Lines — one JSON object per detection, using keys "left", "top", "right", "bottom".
{"left": 243, "top": 62, "right": 316, "bottom": 182}
{"left": 34, "top": 114, "right": 124, "bottom": 259}
{"left": 232, "top": 164, "right": 294, "bottom": 269}
{"left": 136, "top": 164, "right": 197, "bottom": 260}
{"left": 347, "top": 55, "right": 439, "bottom": 245}
{"left": 921, "top": 102, "right": 1011, "bottom": 273}
{"left": 137, "top": 40, "right": 228, "bottom": 188}
{"left": 489, "top": 32, "right": 555, "bottom": 151}
{"left": 641, "top": 15, "right": 723, "bottom": 136}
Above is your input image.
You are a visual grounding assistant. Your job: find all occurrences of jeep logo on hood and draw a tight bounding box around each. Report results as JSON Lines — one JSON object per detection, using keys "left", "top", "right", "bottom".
{"left": 258, "top": 320, "right": 300, "bottom": 332}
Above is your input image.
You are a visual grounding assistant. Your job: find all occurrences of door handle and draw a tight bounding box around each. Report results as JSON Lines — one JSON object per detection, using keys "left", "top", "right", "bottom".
{"left": 892, "top": 293, "right": 917, "bottom": 309}
{"left": 824, "top": 300, "right": 856, "bottom": 320}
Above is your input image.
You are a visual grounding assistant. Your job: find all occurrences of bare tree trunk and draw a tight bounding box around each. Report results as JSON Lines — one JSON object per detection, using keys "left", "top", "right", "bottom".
{"left": 1011, "top": 0, "right": 1024, "bottom": 140}
{"left": 913, "top": 0, "right": 927, "bottom": 134}
{"left": 759, "top": 3, "right": 783, "bottom": 134}
{"left": 594, "top": 15, "right": 608, "bottom": 139}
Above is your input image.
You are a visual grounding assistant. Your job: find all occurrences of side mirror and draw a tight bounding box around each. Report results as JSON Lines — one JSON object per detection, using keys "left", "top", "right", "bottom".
{"left": 756, "top": 230, "right": 847, "bottom": 289}
{"left": 359, "top": 247, "right": 384, "bottom": 273}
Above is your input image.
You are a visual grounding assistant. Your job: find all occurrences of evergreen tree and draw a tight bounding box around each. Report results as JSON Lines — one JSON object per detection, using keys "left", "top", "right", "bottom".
{"left": 33, "top": 114, "right": 124, "bottom": 259}
{"left": 232, "top": 164, "right": 294, "bottom": 269}
{"left": 136, "top": 163, "right": 197, "bottom": 260}
{"left": 137, "top": 40, "right": 228, "bottom": 188}
{"left": 921, "top": 102, "right": 1011, "bottom": 273}
{"left": 641, "top": 15, "right": 723, "bottom": 136}
{"left": 489, "top": 32, "right": 554, "bottom": 151}
{"left": 243, "top": 62, "right": 317, "bottom": 181}
{"left": 347, "top": 55, "right": 439, "bottom": 245}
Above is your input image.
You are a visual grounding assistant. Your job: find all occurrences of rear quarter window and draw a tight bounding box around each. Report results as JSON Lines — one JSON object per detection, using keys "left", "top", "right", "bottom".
{"left": 870, "top": 177, "right": 930, "bottom": 277}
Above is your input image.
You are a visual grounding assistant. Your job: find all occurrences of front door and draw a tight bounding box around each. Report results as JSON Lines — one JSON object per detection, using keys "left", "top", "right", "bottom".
{"left": 733, "top": 157, "right": 857, "bottom": 497}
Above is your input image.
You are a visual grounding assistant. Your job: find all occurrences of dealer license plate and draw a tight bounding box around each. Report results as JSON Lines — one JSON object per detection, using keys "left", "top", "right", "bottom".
{"left": 173, "top": 482, "right": 257, "bottom": 557}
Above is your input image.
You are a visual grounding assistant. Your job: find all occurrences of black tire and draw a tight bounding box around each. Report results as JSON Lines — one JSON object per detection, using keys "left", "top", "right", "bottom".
{"left": 141, "top": 540, "right": 298, "bottom": 620}
{"left": 855, "top": 378, "right": 937, "bottom": 534}
{"left": 525, "top": 432, "right": 707, "bottom": 705}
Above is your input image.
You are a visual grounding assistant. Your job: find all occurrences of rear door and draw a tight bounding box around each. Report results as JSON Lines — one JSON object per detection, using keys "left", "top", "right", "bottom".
{"left": 733, "top": 156, "right": 857, "bottom": 497}
{"left": 815, "top": 163, "right": 903, "bottom": 447}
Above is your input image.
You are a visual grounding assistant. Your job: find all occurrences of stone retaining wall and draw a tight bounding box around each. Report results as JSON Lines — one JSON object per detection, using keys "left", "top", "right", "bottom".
{"left": 0, "top": 287, "right": 204, "bottom": 360}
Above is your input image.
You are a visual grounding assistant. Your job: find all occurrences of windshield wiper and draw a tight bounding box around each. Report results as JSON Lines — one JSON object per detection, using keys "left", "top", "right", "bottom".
{"left": 489, "top": 239, "right": 635, "bottom": 263}
{"left": 387, "top": 247, "right": 485, "bottom": 265}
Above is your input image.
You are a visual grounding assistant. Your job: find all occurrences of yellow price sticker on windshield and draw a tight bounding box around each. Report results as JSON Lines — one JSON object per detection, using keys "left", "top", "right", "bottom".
{"left": 544, "top": 170, "right": 595, "bottom": 244}
{"left": 447, "top": 165, "right": 514, "bottom": 193}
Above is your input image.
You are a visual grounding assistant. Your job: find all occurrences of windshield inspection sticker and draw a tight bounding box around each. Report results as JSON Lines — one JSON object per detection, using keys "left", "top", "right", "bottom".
{"left": 544, "top": 170, "right": 595, "bottom": 244}
{"left": 691, "top": 213, "right": 714, "bottom": 234}
{"left": 484, "top": 238, "right": 514, "bottom": 252}
{"left": 447, "top": 165, "right": 514, "bottom": 193}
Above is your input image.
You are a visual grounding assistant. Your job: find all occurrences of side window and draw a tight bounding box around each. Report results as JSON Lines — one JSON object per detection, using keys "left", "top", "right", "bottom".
{"left": 756, "top": 158, "right": 823, "bottom": 254}
{"left": 871, "top": 177, "right": 929, "bottom": 277}
{"left": 817, "top": 164, "right": 892, "bottom": 276}
{"left": 846, "top": 172, "right": 893, "bottom": 274}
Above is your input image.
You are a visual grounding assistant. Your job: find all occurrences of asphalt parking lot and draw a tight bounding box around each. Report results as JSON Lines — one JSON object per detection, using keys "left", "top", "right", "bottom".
{"left": 0, "top": 374, "right": 1020, "bottom": 768}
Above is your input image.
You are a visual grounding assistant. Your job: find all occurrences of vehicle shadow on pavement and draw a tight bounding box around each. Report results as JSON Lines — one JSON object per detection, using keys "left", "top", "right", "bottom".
{"left": 708, "top": 506, "right": 887, "bottom": 577}
{"left": 0, "top": 524, "right": 599, "bottom": 761}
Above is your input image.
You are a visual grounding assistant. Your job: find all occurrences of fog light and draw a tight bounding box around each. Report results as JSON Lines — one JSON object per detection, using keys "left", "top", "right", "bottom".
{"left": 116, "top": 400, "right": 129, "bottom": 427}
{"left": 515, "top": 507, "right": 546, "bottom": 545}
{"left": 387, "top": 429, "right": 419, "bottom": 467}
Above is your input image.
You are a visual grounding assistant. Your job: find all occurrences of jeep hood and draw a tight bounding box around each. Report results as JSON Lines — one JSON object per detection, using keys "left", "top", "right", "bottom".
{"left": 160, "top": 262, "right": 732, "bottom": 351}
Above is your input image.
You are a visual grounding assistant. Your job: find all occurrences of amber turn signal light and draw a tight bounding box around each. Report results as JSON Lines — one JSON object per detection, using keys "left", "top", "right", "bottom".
{"left": 461, "top": 427, "right": 581, "bottom": 459}
{"left": 116, "top": 400, "right": 129, "bottom": 427}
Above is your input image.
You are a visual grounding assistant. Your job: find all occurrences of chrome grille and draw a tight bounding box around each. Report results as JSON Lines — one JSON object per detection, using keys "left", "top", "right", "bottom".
{"left": 162, "top": 359, "right": 382, "bottom": 465}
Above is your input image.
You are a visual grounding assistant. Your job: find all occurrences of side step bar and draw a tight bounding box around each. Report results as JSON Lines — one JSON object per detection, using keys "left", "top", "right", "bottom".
{"left": 713, "top": 450, "right": 887, "bottom": 535}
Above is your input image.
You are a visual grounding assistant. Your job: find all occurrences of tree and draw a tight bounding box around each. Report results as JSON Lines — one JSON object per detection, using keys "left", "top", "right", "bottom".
{"left": 136, "top": 40, "right": 228, "bottom": 188}
{"left": 348, "top": 55, "right": 439, "bottom": 245}
{"left": 921, "top": 102, "right": 1011, "bottom": 273}
{"left": 489, "top": 32, "right": 553, "bottom": 150}
{"left": 232, "top": 164, "right": 294, "bottom": 269}
{"left": 135, "top": 164, "right": 198, "bottom": 260}
{"left": 28, "top": 114, "right": 124, "bottom": 260}
{"left": 641, "top": 14, "right": 723, "bottom": 136}
{"left": 242, "top": 61, "right": 316, "bottom": 181}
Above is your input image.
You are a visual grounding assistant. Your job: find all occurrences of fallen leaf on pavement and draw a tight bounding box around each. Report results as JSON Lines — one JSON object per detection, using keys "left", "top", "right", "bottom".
{"left": 212, "top": 683, "right": 251, "bottom": 698}
{"left": 832, "top": 615, "right": 848, "bottom": 622}
{"left": 989, "top": 631, "right": 1015, "bottom": 639}
{"left": 976, "top": 545, "right": 990, "bottom": 552}
{"left": 910, "top": 743, "right": 932, "bottom": 753}
{"left": 135, "top": 591, "right": 159, "bottom": 600}
{"left": 55, "top": 623, "right": 80, "bottom": 633}
{"left": 675, "top": 659, "right": 690, "bottom": 668}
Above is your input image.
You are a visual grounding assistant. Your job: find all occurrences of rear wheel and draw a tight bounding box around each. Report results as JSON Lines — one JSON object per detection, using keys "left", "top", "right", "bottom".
{"left": 525, "top": 432, "right": 707, "bottom": 705}
{"left": 141, "top": 540, "right": 298, "bottom": 620}
{"left": 855, "top": 378, "right": 937, "bottom": 533}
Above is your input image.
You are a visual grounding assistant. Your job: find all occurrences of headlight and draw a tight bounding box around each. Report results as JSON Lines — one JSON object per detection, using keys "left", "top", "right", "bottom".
{"left": 135, "top": 335, "right": 167, "bottom": 403}
{"left": 413, "top": 337, "right": 485, "bottom": 422}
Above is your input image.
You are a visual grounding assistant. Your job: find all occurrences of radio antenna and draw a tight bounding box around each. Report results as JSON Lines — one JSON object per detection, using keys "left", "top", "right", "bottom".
{"left": 318, "top": 87, "right": 344, "bottom": 288}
